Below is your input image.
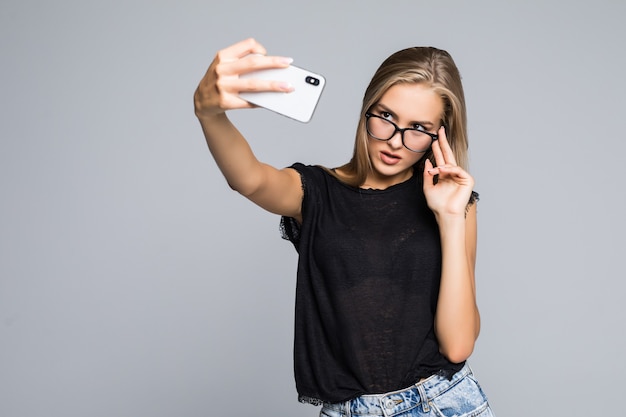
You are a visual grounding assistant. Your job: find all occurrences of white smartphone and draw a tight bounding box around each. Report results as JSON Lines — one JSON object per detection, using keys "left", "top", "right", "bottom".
{"left": 239, "top": 64, "right": 325, "bottom": 123}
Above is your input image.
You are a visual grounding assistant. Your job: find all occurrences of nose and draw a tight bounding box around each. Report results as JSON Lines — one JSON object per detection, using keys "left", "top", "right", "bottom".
{"left": 387, "top": 130, "right": 404, "bottom": 150}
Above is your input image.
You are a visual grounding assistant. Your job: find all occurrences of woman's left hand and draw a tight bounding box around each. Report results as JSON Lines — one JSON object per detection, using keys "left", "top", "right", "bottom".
{"left": 423, "top": 126, "right": 474, "bottom": 218}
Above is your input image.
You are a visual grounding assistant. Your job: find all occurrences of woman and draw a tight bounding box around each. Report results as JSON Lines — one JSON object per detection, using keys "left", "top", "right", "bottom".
{"left": 194, "top": 38, "right": 494, "bottom": 417}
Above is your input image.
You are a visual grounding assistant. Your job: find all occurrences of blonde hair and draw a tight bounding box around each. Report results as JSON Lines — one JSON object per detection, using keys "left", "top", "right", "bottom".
{"left": 333, "top": 47, "right": 468, "bottom": 187}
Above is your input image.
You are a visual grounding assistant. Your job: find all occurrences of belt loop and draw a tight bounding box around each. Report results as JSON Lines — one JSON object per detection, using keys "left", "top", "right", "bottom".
{"left": 416, "top": 383, "right": 430, "bottom": 413}
{"left": 344, "top": 399, "right": 351, "bottom": 417}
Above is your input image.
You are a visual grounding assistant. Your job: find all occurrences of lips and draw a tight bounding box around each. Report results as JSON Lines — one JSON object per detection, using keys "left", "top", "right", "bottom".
{"left": 380, "top": 151, "right": 401, "bottom": 165}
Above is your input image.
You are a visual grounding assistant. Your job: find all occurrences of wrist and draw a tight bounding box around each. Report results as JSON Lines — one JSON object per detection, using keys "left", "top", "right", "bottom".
{"left": 434, "top": 211, "right": 466, "bottom": 224}
{"left": 196, "top": 111, "right": 229, "bottom": 126}
{"left": 434, "top": 213, "right": 466, "bottom": 233}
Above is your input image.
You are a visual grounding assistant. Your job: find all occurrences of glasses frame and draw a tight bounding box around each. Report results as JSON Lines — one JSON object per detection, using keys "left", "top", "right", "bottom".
{"left": 365, "top": 112, "right": 439, "bottom": 153}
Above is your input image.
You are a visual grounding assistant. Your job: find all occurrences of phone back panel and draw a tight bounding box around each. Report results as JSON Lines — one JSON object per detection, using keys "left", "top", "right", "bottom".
{"left": 239, "top": 65, "right": 325, "bottom": 123}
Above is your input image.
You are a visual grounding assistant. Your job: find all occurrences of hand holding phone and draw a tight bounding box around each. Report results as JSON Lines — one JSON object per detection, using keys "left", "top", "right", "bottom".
{"left": 239, "top": 64, "right": 326, "bottom": 123}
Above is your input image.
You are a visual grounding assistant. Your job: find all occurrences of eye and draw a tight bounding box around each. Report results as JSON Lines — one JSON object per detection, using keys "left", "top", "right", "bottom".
{"left": 380, "top": 111, "right": 393, "bottom": 120}
{"left": 412, "top": 123, "right": 427, "bottom": 132}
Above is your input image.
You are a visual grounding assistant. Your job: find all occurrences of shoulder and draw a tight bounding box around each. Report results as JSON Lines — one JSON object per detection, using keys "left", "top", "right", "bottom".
{"left": 289, "top": 162, "right": 327, "bottom": 177}
{"left": 287, "top": 163, "right": 335, "bottom": 191}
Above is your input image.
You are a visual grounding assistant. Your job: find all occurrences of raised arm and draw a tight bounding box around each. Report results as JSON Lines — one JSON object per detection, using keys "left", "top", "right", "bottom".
{"left": 194, "top": 38, "right": 303, "bottom": 220}
{"left": 423, "top": 126, "right": 480, "bottom": 364}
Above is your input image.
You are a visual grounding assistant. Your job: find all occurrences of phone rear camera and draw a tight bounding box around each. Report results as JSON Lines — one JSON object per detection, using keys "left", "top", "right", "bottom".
{"left": 305, "top": 76, "right": 320, "bottom": 86}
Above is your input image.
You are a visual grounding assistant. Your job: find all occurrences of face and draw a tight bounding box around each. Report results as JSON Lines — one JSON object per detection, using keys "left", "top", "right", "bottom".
{"left": 364, "top": 82, "right": 444, "bottom": 189}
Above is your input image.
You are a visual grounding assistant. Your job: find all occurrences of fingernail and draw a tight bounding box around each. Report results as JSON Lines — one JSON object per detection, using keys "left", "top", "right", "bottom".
{"left": 280, "top": 57, "right": 293, "bottom": 65}
{"left": 279, "top": 82, "right": 294, "bottom": 92}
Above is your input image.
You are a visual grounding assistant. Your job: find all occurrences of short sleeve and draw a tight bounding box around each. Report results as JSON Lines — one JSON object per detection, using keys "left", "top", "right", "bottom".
{"left": 279, "top": 163, "right": 307, "bottom": 250}
{"left": 465, "top": 191, "right": 479, "bottom": 216}
{"left": 469, "top": 191, "right": 479, "bottom": 206}
{"left": 280, "top": 216, "right": 301, "bottom": 248}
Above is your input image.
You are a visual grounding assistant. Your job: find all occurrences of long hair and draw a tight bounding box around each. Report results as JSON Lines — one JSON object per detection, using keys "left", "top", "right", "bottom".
{"left": 333, "top": 47, "right": 468, "bottom": 187}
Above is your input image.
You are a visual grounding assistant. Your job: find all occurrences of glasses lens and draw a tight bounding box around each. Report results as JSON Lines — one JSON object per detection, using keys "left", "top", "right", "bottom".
{"left": 367, "top": 116, "right": 395, "bottom": 140}
{"left": 366, "top": 115, "right": 433, "bottom": 152}
{"left": 403, "top": 130, "right": 433, "bottom": 152}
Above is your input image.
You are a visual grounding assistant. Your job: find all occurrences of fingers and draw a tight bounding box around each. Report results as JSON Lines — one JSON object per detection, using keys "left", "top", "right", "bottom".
{"left": 437, "top": 165, "right": 472, "bottom": 181}
{"left": 426, "top": 156, "right": 472, "bottom": 180}
{"left": 218, "top": 77, "right": 294, "bottom": 99}
{"left": 215, "top": 38, "right": 292, "bottom": 77}
{"left": 224, "top": 53, "right": 293, "bottom": 76}
{"left": 431, "top": 136, "right": 446, "bottom": 168}
{"left": 217, "top": 37, "right": 267, "bottom": 61}
{"left": 424, "top": 157, "right": 435, "bottom": 178}
{"left": 423, "top": 131, "right": 475, "bottom": 215}
{"left": 213, "top": 38, "right": 293, "bottom": 94}
{"left": 427, "top": 164, "right": 474, "bottom": 187}
{"left": 431, "top": 126, "right": 458, "bottom": 167}
{"left": 195, "top": 38, "right": 294, "bottom": 117}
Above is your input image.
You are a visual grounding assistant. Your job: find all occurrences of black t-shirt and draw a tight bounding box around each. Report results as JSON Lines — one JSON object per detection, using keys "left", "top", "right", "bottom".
{"left": 280, "top": 163, "right": 466, "bottom": 405}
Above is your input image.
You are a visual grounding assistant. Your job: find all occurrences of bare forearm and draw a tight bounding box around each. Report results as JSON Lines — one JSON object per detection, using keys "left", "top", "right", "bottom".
{"left": 197, "top": 113, "right": 265, "bottom": 195}
{"left": 434, "top": 215, "right": 480, "bottom": 363}
{"left": 193, "top": 38, "right": 297, "bottom": 199}
{"left": 196, "top": 109, "right": 302, "bottom": 219}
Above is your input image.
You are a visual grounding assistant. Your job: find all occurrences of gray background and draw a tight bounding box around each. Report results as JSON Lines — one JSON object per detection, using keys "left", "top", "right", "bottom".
{"left": 1, "top": 1, "right": 624, "bottom": 416}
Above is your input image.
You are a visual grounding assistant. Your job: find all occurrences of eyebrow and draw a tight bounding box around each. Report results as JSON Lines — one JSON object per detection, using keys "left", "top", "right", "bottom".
{"left": 374, "top": 103, "right": 436, "bottom": 129}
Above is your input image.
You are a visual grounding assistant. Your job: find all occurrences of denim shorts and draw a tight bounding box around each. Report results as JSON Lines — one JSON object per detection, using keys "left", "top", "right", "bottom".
{"left": 319, "top": 364, "right": 494, "bottom": 417}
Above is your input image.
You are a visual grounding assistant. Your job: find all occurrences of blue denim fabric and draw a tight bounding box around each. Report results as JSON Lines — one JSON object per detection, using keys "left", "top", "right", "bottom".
{"left": 319, "top": 364, "right": 494, "bottom": 417}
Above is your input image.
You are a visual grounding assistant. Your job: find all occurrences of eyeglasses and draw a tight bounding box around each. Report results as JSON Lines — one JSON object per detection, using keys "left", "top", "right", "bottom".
{"left": 365, "top": 112, "right": 439, "bottom": 153}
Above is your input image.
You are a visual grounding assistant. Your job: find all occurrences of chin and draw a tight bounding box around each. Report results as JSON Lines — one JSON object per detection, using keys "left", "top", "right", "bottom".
{"left": 372, "top": 163, "right": 412, "bottom": 183}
